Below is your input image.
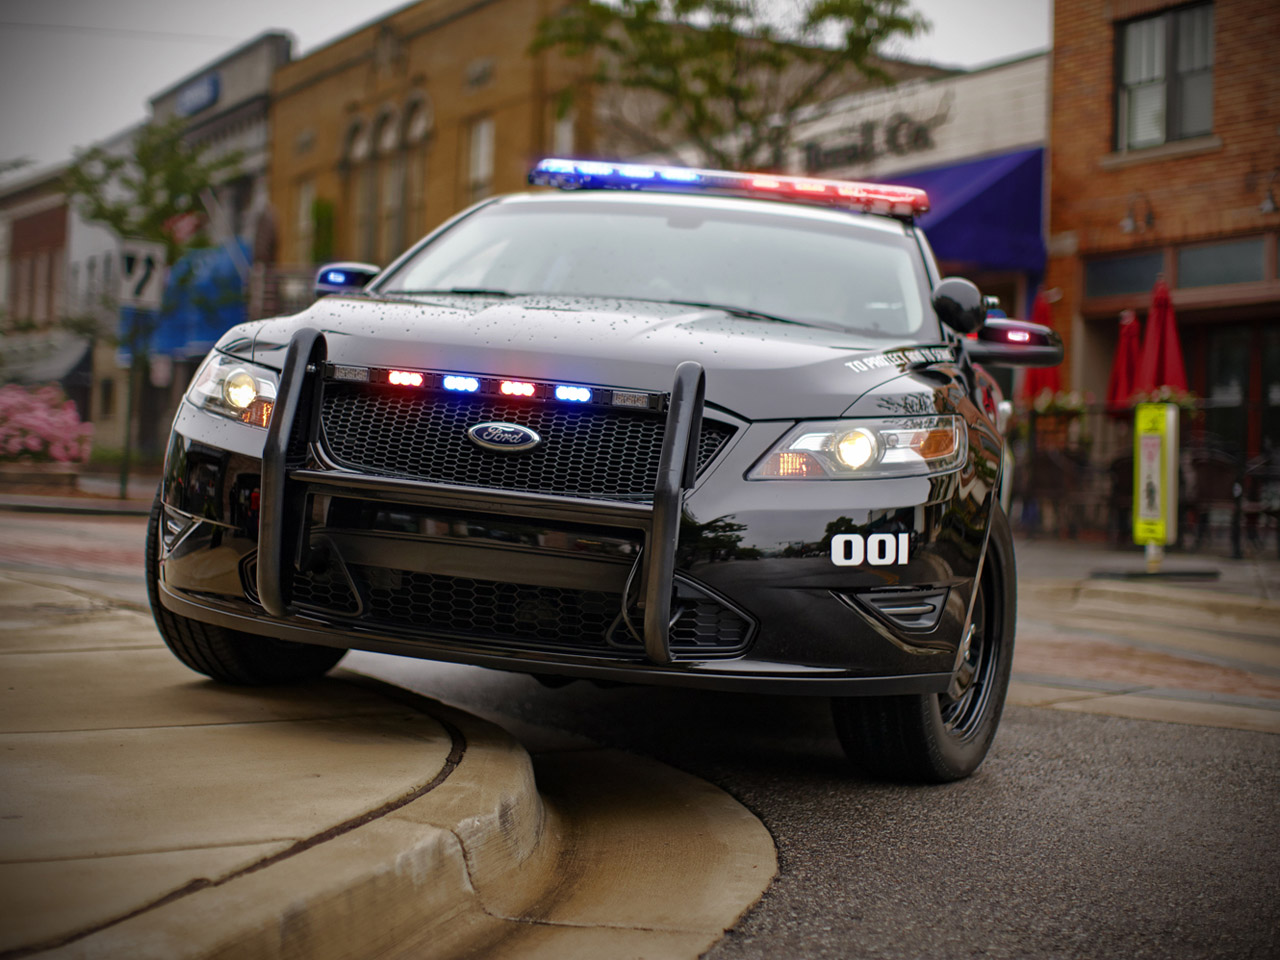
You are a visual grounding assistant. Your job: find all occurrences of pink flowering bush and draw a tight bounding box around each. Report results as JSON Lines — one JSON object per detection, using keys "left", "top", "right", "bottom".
{"left": 0, "top": 383, "right": 94, "bottom": 463}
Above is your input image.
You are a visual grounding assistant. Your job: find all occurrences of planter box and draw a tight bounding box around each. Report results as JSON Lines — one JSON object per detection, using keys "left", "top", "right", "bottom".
{"left": 0, "top": 462, "right": 82, "bottom": 491}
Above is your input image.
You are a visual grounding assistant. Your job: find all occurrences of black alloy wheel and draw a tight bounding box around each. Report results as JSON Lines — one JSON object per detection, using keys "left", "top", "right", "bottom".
{"left": 831, "top": 504, "right": 1016, "bottom": 782}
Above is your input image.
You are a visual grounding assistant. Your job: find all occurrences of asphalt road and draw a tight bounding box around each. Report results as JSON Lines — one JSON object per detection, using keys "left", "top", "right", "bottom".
{"left": 4, "top": 510, "right": 1278, "bottom": 959}
{"left": 352, "top": 654, "right": 1279, "bottom": 960}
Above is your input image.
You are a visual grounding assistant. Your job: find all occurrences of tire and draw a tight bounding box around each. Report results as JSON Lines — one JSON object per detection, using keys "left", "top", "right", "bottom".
{"left": 146, "top": 492, "right": 347, "bottom": 685}
{"left": 831, "top": 504, "right": 1016, "bottom": 783}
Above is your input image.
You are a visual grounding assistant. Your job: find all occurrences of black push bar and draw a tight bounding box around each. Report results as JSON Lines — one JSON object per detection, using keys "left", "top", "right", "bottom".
{"left": 257, "top": 328, "right": 706, "bottom": 666}
{"left": 258, "top": 328, "right": 326, "bottom": 618}
{"left": 643, "top": 360, "right": 706, "bottom": 664}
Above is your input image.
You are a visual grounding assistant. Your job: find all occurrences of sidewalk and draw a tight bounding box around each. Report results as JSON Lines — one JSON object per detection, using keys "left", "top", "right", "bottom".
{"left": 0, "top": 572, "right": 775, "bottom": 960}
{"left": 1010, "top": 536, "right": 1280, "bottom": 734}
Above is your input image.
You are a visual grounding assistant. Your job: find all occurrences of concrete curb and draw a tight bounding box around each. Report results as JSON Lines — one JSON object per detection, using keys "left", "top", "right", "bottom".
{"left": 42, "top": 694, "right": 549, "bottom": 960}
{"left": 0, "top": 495, "right": 152, "bottom": 517}
{"left": 1021, "top": 577, "right": 1280, "bottom": 635}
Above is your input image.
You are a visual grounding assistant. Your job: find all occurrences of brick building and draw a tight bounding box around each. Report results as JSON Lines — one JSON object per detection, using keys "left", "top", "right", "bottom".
{"left": 265, "top": 0, "right": 948, "bottom": 292}
{"left": 267, "top": 0, "right": 585, "bottom": 279}
{"left": 1046, "top": 0, "right": 1280, "bottom": 459}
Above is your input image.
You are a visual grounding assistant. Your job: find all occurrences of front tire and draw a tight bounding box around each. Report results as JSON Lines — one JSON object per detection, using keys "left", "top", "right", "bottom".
{"left": 146, "top": 493, "right": 347, "bottom": 685}
{"left": 831, "top": 505, "right": 1016, "bottom": 782}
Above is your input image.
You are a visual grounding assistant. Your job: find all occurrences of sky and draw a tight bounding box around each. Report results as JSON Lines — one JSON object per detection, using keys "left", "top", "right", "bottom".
{"left": 0, "top": 0, "right": 1051, "bottom": 183}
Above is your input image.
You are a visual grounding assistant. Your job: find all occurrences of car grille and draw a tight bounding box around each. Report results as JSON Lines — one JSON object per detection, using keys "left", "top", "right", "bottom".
{"left": 287, "top": 563, "right": 752, "bottom": 657}
{"left": 318, "top": 383, "right": 734, "bottom": 499}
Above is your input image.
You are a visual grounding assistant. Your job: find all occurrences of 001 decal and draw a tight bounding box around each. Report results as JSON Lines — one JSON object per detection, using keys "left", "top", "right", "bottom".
{"left": 830, "top": 533, "right": 911, "bottom": 566}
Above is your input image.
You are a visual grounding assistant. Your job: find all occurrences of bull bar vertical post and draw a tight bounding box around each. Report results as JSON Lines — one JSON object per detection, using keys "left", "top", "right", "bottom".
{"left": 258, "top": 328, "right": 326, "bottom": 618}
{"left": 643, "top": 360, "right": 706, "bottom": 664}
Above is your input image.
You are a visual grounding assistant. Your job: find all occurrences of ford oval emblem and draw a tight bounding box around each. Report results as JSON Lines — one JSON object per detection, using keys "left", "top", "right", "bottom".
{"left": 467, "top": 421, "right": 542, "bottom": 452}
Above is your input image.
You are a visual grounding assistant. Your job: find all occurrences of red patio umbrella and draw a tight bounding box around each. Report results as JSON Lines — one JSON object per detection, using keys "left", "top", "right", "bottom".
{"left": 1133, "top": 277, "right": 1188, "bottom": 396}
{"left": 1019, "top": 289, "right": 1061, "bottom": 404}
{"left": 1106, "top": 308, "right": 1142, "bottom": 410}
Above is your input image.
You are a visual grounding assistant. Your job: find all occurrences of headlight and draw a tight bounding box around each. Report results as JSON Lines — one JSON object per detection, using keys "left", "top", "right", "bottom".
{"left": 748, "top": 416, "right": 966, "bottom": 479}
{"left": 187, "top": 353, "right": 279, "bottom": 428}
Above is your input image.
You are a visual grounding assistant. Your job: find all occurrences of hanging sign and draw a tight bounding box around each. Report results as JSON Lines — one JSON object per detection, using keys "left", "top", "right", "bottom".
{"left": 1133, "top": 402, "right": 1179, "bottom": 546}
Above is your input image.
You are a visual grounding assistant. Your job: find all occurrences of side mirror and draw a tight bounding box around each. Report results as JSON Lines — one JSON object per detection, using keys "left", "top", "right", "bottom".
{"left": 967, "top": 317, "right": 1064, "bottom": 368}
{"left": 933, "top": 277, "right": 985, "bottom": 334}
{"left": 314, "top": 262, "right": 380, "bottom": 298}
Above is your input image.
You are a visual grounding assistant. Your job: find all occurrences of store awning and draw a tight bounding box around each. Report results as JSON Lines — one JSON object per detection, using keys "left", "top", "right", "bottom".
{"left": 885, "top": 147, "right": 1045, "bottom": 274}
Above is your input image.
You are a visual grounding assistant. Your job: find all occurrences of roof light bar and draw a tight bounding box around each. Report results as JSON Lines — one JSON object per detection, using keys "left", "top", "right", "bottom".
{"left": 529, "top": 158, "right": 929, "bottom": 217}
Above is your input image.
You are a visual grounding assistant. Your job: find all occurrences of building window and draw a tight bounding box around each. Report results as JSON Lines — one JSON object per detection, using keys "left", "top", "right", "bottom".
{"left": 468, "top": 116, "right": 495, "bottom": 203}
{"left": 1177, "top": 237, "right": 1264, "bottom": 288}
{"left": 295, "top": 178, "right": 315, "bottom": 265}
{"left": 99, "top": 377, "right": 116, "bottom": 419}
{"left": 1116, "top": 3, "right": 1213, "bottom": 151}
{"left": 1084, "top": 251, "right": 1164, "bottom": 298}
{"left": 33, "top": 251, "right": 49, "bottom": 325}
{"left": 551, "top": 102, "right": 576, "bottom": 157}
{"left": 404, "top": 98, "right": 432, "bottom": 245}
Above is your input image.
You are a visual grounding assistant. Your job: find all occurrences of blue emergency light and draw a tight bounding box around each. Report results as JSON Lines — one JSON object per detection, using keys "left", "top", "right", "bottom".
{"left": 529, "top": 158, "right": 930, "bottom": 217}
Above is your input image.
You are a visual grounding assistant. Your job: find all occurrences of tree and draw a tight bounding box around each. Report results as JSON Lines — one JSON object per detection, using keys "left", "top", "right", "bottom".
{"left": 64, "top": 116, "right": 242, "bottom": 497}
{"left": 532, "top": 0, "right": 929, "bottom": 171}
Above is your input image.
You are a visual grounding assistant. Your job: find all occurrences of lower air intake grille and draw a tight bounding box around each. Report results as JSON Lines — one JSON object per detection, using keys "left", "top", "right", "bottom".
{"left": 319, "top": 384, "right": 734, "bottom": 499}
{"left": 287, "top": 564, "right": 752, "bottom": 657}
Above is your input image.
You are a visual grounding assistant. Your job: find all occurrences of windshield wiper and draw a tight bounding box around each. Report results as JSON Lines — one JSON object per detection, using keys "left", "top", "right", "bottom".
{"left": 381, "top": 287, "right": 518, "bottom": 297}
{"left": 655, "top": 299, "right": 846, "bottom": 332}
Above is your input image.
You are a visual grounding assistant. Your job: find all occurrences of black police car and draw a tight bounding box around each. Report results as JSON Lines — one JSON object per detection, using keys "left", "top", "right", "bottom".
{"left": 148, "top": 159, "right": 1061, "bottom": 781}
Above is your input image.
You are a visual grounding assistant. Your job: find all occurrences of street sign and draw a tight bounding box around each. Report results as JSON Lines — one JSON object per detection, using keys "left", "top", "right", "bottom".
{"left": 118, "top": 239, "right": 167, "bottom": 310}
{"left": 1133, "top": 402, "right": 1179, "bottom": 547}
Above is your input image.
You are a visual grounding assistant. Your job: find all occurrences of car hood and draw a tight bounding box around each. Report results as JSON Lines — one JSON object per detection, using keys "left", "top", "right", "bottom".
{"left": 230, "top": 293, "right": 954, "bottom": 421}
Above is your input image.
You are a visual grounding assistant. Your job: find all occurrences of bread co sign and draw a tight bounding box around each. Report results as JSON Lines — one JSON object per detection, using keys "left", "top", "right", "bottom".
{"left": 804, "top": 106, "right": 949, "bottom": 174}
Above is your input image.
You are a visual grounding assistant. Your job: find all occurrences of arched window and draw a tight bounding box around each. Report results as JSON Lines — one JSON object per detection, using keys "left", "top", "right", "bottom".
{"left": 342, "top": 119, "right": 373, "bottom": 261}
{"left": 403, "top": 96, "right": 433, "bottom": 246}
{"left": 374, "top": 107, "right": 403, "bottom": 261}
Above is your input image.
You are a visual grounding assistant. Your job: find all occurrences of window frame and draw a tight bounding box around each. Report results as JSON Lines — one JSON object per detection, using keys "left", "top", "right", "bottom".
{"left": 1114, "top": 2, "right": 1214, "bottom": 153}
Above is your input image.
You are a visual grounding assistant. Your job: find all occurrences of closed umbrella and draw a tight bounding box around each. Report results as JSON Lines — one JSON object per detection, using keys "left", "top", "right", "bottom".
{"left": 1106, "top": 308, "right": 1142, "bottom": 410}
{"left": 1133, "top": 277, "right": 1187, "bottom": 395}
{"left": 1019, "top": 289, "right": 1061, "bottom": 404}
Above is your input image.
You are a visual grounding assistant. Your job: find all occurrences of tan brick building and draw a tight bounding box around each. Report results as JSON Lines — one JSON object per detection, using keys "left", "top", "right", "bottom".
{"left": 268, "top": 0, "right": 587, "bottom": 274}
{"left": 1046, "top": 0, "right": 1280, "bottom": 457}
{"left": 266, "top": 0, "right": 949, "bottom": 284}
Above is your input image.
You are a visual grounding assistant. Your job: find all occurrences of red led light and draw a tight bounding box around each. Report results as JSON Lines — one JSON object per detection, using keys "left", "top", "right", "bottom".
{"left": 793, "top": 180, "right": 827, "bottom": 194}
{"left": 389, "top": 370, "right": 424, "bottom": 387}
{"left": 751, "top": 177, "right": 782, "bottom": 190}
{"left": 500, "top": 380, "right": 536, "bottom": 397}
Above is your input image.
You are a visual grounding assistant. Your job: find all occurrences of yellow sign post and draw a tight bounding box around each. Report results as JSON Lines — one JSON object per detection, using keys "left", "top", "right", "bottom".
{"left": 1133, "top": 402, "right": 1179, "bottom": 571}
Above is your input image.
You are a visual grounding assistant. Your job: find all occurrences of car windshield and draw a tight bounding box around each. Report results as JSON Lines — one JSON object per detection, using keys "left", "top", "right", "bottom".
{"left": 378, "top": 197, "right": 934, "bottom": 338}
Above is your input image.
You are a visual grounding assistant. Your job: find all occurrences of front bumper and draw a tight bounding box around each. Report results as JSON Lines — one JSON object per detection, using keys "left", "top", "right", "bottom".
{"left": 157, "top": 331, "right": 990, "bottom": 695}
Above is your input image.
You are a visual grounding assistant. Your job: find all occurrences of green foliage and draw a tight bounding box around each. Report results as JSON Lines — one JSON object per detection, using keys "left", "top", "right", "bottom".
{"left": 532, "top": 0, "right": 928, "bottom": 170}
{"left": 312, "top": 197, "right": 336, "bottom": 263}
{"left": 63, "top": 116, "right": 242, "bottom": 267}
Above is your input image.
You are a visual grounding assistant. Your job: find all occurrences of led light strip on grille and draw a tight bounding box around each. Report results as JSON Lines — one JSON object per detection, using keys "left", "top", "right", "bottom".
{"left": 528, "top": 157, "right": 930, "bottom": 218}
{"left": 324, "top": 362, "right": 666, "bottom": 411}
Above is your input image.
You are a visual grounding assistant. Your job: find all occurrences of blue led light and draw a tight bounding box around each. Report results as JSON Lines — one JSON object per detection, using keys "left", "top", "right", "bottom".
{"left": 657, "top": 166, "right": 700, "bottom": 182}
{"left": 325, "top": 270, "right": 347, "bottom": 284}
{"left": 617, "top": 165, "right": 656, "bottom": 179}
{"left": 539, "top": 158, "right": 576, "bottom": 174}
{"left": 576, "top": 162, "right": 615, "bottom": 177}
{"left": 555, "top": 385, "right": 592, "bottom": 403}
{"left": 443, "top": 375, "right": 479, "bottom": 393}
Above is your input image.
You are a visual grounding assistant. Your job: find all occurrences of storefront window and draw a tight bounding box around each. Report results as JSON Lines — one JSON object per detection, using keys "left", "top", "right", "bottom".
{"left": 1264, "top": 329, "right": 1280, "bottom": 457}
{"left": 1084, "top": 251, "right": 1164, "bottom": 297}
{"left": 1177, "top": 238, "right": 1264, "bottom": 288}
{"left": 1205, "top": 328, "right": 1250, "bottom": 454}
